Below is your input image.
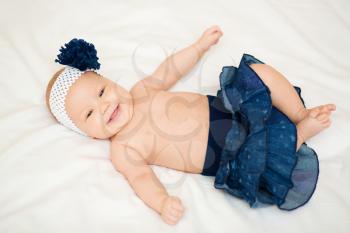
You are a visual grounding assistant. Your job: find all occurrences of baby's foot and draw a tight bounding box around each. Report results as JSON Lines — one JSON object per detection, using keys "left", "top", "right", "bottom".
{"left": 297, "top": 104, "right": 336, "bottom": 123}
{"left": 297, "top": 108, "right": 332, "bottom": 142}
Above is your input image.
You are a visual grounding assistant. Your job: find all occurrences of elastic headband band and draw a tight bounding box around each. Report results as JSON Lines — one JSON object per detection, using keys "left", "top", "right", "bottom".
{"left": 49, "top": 66, "right": 95, "bottom": 136}
{"left": 50, "top": 38, "right": 101, "bottom": 136}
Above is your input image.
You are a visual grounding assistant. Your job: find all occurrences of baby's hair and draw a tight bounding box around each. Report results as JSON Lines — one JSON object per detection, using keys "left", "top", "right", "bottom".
{"left": 45, "top": 68, "right": 65, "bottom": 122}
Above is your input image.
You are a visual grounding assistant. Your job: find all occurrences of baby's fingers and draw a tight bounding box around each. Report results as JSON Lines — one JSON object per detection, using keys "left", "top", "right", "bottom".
{"left": 172, "top": 200, "right": 185, "bottom": 212}
{"left": 169, "top": 208, "right": 182, "bottom": 218}
{"left": 205, "top": 25, "right": 222, "bottom": 35}
{"left": 210, "top": 25, "right": 222, "bottom": 32}
{"left": 164, "top": 217, "right": 177, "bottom": 225}
{"left": 209, "top": 29, "right": 222, "bottom": 37}
{"left": 165, "top": 213, "right": 180, "bottom": 225}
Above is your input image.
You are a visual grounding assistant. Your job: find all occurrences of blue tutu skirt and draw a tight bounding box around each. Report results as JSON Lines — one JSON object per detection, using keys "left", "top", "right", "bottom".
{"left": 213, "top": 54, "right": 319, "bottom": 211}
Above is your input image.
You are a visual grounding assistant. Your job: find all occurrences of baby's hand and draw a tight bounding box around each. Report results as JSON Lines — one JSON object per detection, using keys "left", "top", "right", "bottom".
{"left": 160, "top": 195, "right": 185, "bottom": 225}
{"left": 195, "top": 25, "right": 223, "bottom": 52}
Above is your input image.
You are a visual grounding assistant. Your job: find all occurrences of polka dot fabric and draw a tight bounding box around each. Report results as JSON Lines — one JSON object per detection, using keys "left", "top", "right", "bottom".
{"left": 212, "top": 54, "right": 319, "bottom": 211}
{"left": 49, "top": 66, "right": 96, "bottom": 136}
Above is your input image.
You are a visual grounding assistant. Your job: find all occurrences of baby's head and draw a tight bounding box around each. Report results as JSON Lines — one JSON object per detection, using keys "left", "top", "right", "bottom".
{"left": 46, "top": 39, "right": 133, "bottom": 139}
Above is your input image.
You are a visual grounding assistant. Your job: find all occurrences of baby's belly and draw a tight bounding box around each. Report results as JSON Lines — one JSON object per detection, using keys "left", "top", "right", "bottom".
{"left": 145, "top": 131, "right": 209, "bottom": 173}
{"left": 142, "top": 91, "right": 210, "bottom": 173}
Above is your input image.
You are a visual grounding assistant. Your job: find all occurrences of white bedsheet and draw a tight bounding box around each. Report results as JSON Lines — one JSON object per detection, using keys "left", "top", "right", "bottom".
{"left": 0, "top": 0, "right": 349, "bottom": 232}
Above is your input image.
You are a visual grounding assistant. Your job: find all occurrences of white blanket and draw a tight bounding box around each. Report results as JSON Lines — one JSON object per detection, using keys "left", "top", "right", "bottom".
{"left": 0, "top": 0, "right": 349, "bottom": 232}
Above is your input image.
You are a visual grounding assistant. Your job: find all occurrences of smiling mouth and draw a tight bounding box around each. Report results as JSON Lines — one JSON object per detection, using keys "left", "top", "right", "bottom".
{"left": 108, "top": 104, "right": 120, "bottom": 124}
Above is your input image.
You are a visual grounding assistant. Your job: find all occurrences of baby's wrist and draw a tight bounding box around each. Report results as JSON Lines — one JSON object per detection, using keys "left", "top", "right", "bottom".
{"left": 158, "top": 194, "right": 169, "bottom": 214}
{"left": 193, "top": 41, "right": 207, "bottom": 57}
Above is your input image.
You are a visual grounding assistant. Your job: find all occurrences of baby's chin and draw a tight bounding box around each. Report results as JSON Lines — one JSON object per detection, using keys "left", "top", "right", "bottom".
{"left": 88, "top": 125, "right": 120, "bottom": 139}
{"left": 90, "top": 131, "right": 117, "bottom": 140}
{"left": 89, "top": 120, "right": 124, "bottom": 140}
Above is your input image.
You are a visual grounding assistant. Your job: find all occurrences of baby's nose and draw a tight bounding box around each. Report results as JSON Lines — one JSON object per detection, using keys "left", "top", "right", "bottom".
{"left": 101, "top": 101, "right": 110, "bottom": 115}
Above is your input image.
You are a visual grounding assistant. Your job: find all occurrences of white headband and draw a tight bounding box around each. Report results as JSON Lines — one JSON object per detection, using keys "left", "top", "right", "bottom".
{"left": 49, "top": 66, "right": 96, "bottom": 136}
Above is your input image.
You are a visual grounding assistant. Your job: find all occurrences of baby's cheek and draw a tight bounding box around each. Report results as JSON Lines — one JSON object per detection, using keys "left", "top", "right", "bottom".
{"left": 83, "top": 119, "right": 99, "bottom": 138}
{"left": 94, "top": 119, "right": 112, "bottom": 139}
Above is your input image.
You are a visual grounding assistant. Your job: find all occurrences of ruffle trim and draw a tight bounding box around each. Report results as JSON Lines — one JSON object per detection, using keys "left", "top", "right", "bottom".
{"left": 213, "top": 54, "right": 319, "bottom": 211}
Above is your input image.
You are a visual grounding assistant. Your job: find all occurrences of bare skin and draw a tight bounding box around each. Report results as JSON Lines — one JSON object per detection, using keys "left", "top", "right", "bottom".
{"left": 249, "top": 63, "right": 336, "bottom": 150}
{"left": 62, "top": 25, "right": 335, "bottom": 225}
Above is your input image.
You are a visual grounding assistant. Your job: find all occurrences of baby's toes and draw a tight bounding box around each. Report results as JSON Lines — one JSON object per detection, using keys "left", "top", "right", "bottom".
{"left": 323, "top": 104, "right": 336, "bottom": 113}
{"left": 328, "top": 104, "right": 336, "bottom": 111}
{"left": 320, "top": 105, "right": 328, "bottom": 113}
{"left": 309, "top": 108, "right": 321, "bottom": 118}
{"left": 323, "top": 119, "right": 332, "bottom": 128}
{"left": 316, "top": 113, "right": 329, "bottom": 122}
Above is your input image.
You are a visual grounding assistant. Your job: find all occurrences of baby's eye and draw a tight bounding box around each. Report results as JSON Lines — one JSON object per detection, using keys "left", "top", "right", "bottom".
{"left": 99, "top": 87, "right": 105, "bottom": 97}
{"left": 86, "top": 110, "right": 93, "bottom": 119}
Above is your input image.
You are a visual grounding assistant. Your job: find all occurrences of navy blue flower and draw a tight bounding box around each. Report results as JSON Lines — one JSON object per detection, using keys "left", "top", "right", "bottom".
{"left": 55, "top": 38, "right": 100, "bottom": 71}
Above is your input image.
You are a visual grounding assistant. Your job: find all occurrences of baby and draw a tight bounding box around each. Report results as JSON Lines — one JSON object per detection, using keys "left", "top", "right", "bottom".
{"left": 46, "top": 25, "right": 336, "bottom": 225}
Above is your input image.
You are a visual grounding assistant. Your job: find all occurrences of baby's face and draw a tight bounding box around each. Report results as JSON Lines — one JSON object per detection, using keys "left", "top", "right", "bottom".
{"left": 65, "top": 71, "right": 133, "bottom": 139}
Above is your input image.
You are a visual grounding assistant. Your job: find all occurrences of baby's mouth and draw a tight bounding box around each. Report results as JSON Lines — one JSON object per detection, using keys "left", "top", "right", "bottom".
{"left": 108, "top": 104, "right": 120, "bottom": 124}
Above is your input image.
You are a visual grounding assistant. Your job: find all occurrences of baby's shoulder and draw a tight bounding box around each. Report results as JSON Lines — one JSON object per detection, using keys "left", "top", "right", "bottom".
{"left": 109, "top": 138, "right": 134, "bottom": 155}
{"left": 109, "top": 140, "right": 148, "bottom": 174}
{"left": 109, "top": 136, "right": 146, "bottom": 159}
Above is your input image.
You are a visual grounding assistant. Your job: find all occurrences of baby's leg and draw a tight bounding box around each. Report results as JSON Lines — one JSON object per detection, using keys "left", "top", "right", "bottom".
{"left": 249, "top": 64, "right": 336, "bottom": 124}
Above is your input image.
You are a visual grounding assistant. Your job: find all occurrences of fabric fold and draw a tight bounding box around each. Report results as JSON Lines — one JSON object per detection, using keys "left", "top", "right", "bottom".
{"left": 213, "top": 53, "right": 319, "bottom": 211}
